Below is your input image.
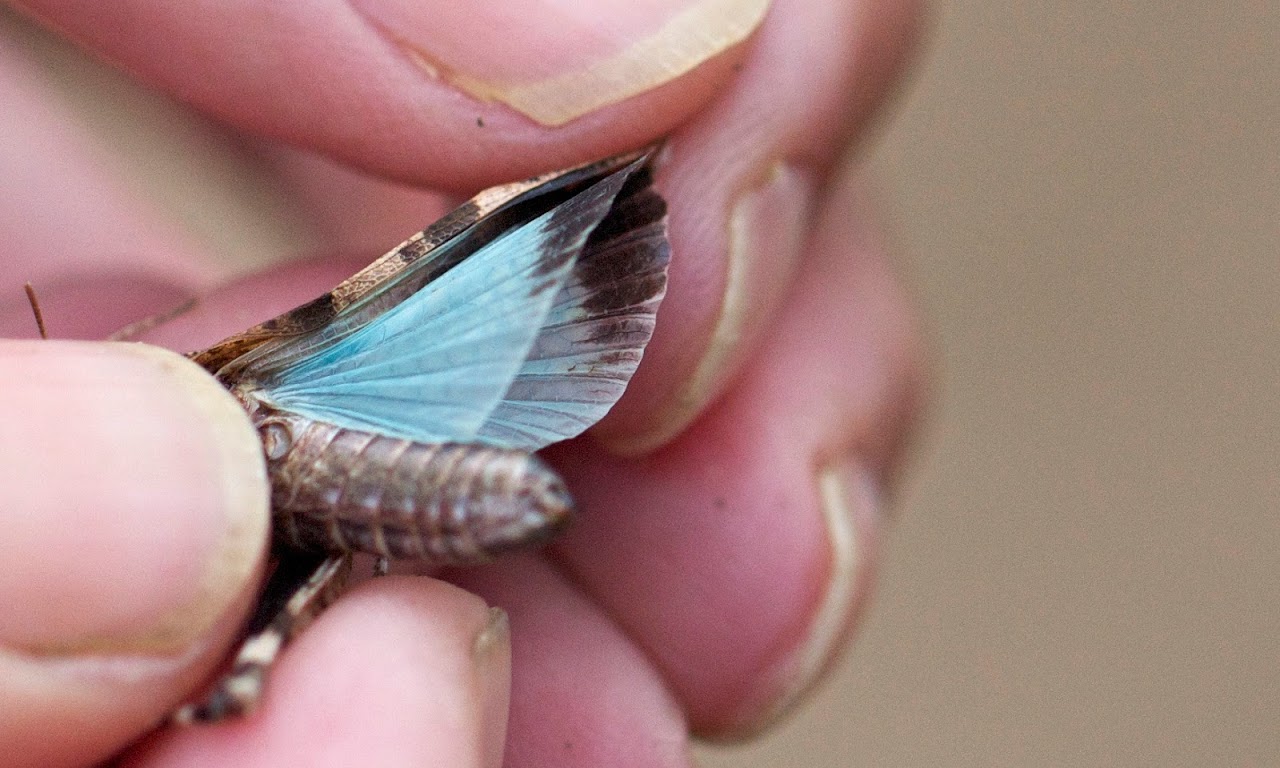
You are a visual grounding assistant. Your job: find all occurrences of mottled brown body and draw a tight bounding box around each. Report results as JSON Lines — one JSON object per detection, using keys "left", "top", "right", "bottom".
{"left": 252, "top": 408, "right": 573, "bottom": 563}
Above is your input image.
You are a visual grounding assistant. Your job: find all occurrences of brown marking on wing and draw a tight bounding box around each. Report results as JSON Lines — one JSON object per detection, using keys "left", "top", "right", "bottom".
{"left": 573, "top": 165, "right": 671, "bottom": 320}
{"left": 529, "top": 160, "right": 642, "bottom": 282}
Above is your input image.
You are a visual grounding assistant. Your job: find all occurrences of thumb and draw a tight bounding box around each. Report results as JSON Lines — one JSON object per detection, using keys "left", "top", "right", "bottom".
{"left": 0, "top": 341, "right": 269, "bottom": 768}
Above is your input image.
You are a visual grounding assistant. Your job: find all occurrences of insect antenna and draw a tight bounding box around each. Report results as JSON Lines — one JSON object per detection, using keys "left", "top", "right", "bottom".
{"left": 23, "top": 282, "right": 48, "bottom": 340}
{"left": 107, "top": 297, "right": 197, "bottom": 341}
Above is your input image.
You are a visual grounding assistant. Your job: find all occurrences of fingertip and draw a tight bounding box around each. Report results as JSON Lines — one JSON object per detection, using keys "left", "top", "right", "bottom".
{"left": 0, "top": 340, "right": 269, "bottom": 766}
{"left": 0, "top": 341, "right": 267, "bottom": 655}
{"left": 127, "top": 578, "right": 510, "bottom": 768}
{"left": 453, "top": 555, "right": 694, "bottom": 768}
{"left": 11, "top": 0, "right": 761, "bottom": 189}
{"left": 714, "top": 459, "right": 883, "bottom": 739}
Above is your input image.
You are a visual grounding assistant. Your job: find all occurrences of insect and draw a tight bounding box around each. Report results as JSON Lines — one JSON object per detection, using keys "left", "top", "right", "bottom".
{"left": 172, "top": 149, "right": 670, "bottom": 723}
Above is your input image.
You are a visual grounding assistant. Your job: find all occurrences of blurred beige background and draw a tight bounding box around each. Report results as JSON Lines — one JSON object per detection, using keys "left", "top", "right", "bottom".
{"left": 703, "top": 3, "right": 1279, "bottom": 766}
{"left": 6, "top": 2, "right": 1277, "bottom": 765}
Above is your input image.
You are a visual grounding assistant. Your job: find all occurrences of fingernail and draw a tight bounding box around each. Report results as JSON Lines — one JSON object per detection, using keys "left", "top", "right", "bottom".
{"left": 608, "top": 161, "right": 815, "bottom": 455}
{"left": 733, "top": 457, "right": 880, "bottom": 736}
{"left": 473, "top": 607, "right": 512, "bottom": 768}
{"left": 0, "top": 341, "right": 269, "bottom": 656}
{"left": 351, "top": 0, "right": 771, "bottom": 126}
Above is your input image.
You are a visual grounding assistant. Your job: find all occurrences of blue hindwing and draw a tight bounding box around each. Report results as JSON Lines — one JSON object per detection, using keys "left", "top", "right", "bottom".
{"left": 241, "top": 163, "right": 666, "bottom": 449}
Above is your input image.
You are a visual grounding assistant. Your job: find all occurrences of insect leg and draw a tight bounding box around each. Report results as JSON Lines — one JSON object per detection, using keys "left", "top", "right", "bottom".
{"left": 172, "top": 550, "right": 353, "bottom": 724}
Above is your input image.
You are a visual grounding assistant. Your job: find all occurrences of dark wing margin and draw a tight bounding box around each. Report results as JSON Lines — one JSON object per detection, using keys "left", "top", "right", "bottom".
{"left": 478, "top": 163, "right": 670, "bottom": 448}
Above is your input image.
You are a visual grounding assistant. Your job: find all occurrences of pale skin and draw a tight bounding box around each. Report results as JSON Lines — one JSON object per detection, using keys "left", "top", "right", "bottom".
{"left": 0, "top": 0, "right": 926, "bottom": 765}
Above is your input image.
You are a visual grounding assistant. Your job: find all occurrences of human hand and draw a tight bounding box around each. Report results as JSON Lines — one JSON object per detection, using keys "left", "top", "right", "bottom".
{"left": 0, "top": 0, "right": 926, "bottom": 765}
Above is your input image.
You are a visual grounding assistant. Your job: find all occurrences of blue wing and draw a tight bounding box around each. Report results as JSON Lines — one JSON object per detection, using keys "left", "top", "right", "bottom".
{"left": 239, "top": 162, "right": 666, "bottom": 449}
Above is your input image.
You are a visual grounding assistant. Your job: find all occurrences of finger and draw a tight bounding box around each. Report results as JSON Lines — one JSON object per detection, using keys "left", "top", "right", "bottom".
{"left": 0, "top": 341, "right": 269, "bottom": 768}
{"left": 449, "top": 555, "right": 691, "bottom": 768}
{"left": 124, "top": 577, "right": 511, "bottom": 768}
{"left": 550, "top": 171, "right": 927, "bottom": 737}
{"left": 593, "top": 0, "right": 925, "bottom": 451}
{"left": 0, "top": 35, "right": 218, "bottom": 333}
{"left": 12, "top": 0, "right": 766, "bottom": 188}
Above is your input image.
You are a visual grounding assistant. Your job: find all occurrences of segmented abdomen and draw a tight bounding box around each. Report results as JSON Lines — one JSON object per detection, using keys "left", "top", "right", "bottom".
{"left": 258, "top": 416, "right": 574, "bottom": 564}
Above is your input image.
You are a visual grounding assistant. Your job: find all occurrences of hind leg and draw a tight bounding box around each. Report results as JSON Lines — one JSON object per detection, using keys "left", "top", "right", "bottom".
{"left": 171, "top": 550, "right": 353, "bottom": 724}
